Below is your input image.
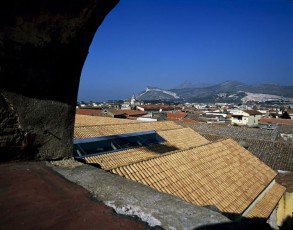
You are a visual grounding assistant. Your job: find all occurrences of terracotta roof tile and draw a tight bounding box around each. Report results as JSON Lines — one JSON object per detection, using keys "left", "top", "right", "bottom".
{"left": 260, "top": 118, "right": 293, "bottom": 125}
{"left": 246, "top": 182, "right": 286, "bottom": 218}
{"left": 75, "top": 114, "right": 141, "bottom": 126}
{"left": 74, "top": 120, "right": 183, "bottom": 139}
{"left": 122, "top": 110, "right": 147, "bottom": 116}
{"left": 111, "top": 139, "right": 277, "bottom": 215}
{"left": 76, "top": 109, "right": 103, "bottom": 116}
{"left": 83, "top": 128, "right": 209, "bottom": 170}
{"left": 243, "top": 110, "right": 263, "bottom": 116}
{"left": 201, "top": 134, "right": 293, "bottom": 172}
{"left": 178, "top": 122, "right": 293, "bottom": 171}
{"left": 157, "top": 128, "right": 209, "bottom": 149}
{"left": 166, "top": 112, "right": 187, "bottom": 120}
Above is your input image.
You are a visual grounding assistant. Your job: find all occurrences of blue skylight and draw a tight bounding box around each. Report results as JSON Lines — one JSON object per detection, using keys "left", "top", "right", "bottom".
{"left": 73, "top": 130, "right": 166, "bottom": 158}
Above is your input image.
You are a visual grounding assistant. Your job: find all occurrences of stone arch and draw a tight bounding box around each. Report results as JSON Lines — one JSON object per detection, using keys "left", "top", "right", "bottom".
{"left": 0, "top": 0, "right": 119, "bottom": 160}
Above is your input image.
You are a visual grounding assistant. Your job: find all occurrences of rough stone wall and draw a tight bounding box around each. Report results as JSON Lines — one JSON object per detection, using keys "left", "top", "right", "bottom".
{"left": 0, "top": 0, "right": 119, "bottom": 160}
{"left": 0, "top": 93, "right": 25, "bottom": 159}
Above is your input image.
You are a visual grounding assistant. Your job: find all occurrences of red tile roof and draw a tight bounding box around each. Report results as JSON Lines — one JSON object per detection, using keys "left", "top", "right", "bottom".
{"left": 122, "top": 110, "right": 147, "bottom": 116}
{"left": 243, "top": 110, "right": 263, "bottom": 116}
{"left": 166, "top": 111, "right": 187, "bottom": 120}
{"left": 260, "top": 118, "right": 293, "bottom": 125}
{"left": 76, "top": 109, "right": 102, "bottom": 116}
{"left": 181, "top": 118, "right": 196, "bottom": 123}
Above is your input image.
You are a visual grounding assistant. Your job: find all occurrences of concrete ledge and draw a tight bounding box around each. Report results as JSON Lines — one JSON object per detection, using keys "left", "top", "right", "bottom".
{"left": 48, "top": 161, "right": 230, "bottom": 229}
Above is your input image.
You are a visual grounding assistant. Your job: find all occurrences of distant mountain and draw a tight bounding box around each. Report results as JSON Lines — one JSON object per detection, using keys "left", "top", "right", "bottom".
{"left": 137, "top": 81, "right": 293, "bottom": 103}
{"left": 175, "top": 81, "right": 214, "bottom": 89}
{"left": 137, "top": 86, "right": 180, "bottom": 101}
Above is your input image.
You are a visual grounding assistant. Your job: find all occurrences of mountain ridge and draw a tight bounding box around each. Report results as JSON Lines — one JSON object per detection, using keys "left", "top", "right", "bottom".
{"left": 137, "top": 80, "right": 293, "bottom": 103}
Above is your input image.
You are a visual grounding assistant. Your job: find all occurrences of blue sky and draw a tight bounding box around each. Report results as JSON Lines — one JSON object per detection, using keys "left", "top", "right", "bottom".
{"left": 78, "top": 0, "right": 293, "bottom": 101}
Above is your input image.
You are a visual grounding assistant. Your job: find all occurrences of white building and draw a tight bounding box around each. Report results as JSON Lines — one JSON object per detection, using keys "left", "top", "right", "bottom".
{"left": 231, "top": 110, "right": 263, "bottom": 127}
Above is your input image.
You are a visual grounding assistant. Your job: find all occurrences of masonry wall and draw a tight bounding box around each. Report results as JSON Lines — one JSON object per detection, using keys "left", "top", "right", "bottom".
{"left": 0, "top": 0, "right": 119, "bottom": 160}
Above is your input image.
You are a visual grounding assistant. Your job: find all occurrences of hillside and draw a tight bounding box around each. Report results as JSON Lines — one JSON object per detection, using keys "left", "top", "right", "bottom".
{"left": 137, "top": 81, "right": 293, "bottom": 103}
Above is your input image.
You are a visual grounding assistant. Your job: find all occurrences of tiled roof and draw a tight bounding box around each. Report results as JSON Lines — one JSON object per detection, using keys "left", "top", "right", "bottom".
{"left": 181, "top": 122, "right": 278, "bottom": 141}
{"left": 260, "top": 118, "right": 293, "bottom": 125}
{"left": 277, "top": 124, "right": 293, "bottom": 134}
{"left": 111, "top": 139, "right": 277, "bottom": 215}
{"left": 74, "top": 121, "right": 183, "bottom": 139}
{"left": 122, "top": 110, "right": 147, "bottom": 116}
{"left": 181, "top": 118, "right": 196, "bottom": 123}
{"left": 83, "top": 128, "right": 209, "bottom": 170}
{"left": 246, "top": 182, "right": 286, "bottom": 218}
{"left": 167, "top": 112, "right": 187, "bottom": 120}
{"left": 199, "top": 133, "right": 225, "bottom": 142}
{"left": 75, "top": 115, "right": 141, "bottom": 126}
{"left": 84, "top": 146, "right": 161, "bottom": 170}
{"left": 76, "top": 109, "right": 102, "bottom": 116}
{"left": 200, "top": 134, "right": 293, "bottom": 171}
{"left": 106, "top": 109, "right": 126, "bottom": 116}
{"left": 276, "top": 172, "right": 293, "bottom": 193}
{"left": 177, "top": 122, "right": 293, "bottom": 171}
{"left": 157, "top": 127, "right": 209, "bottom": 149}
{"left": 238, "top": 139, "right": 293, "bottom": 171}
{"left": 243, "top": 110, "right": 263, "bottom": 116}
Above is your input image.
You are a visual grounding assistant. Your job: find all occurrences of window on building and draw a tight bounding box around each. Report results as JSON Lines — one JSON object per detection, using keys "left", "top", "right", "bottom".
{"left": 233, "top": 115, "right": 243, "bottom": 121}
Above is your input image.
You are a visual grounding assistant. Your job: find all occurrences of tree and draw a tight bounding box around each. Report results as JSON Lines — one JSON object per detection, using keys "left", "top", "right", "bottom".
{"left": 280, "top": 111, "right": 291, "bottom": 119}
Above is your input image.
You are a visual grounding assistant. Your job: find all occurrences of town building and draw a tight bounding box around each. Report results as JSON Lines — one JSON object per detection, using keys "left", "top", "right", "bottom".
{"left": 231, "top": 110, "right": 263, "bottom": 127}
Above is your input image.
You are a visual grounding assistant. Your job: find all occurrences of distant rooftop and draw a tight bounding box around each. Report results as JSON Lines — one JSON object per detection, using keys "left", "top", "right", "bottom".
{"left": 75, "top": 114, "right": 141, "bottom": 126}
{"left": 76, "top": 109, "right": 102, "bottom": 116}
{"left": 260, "top": 118, "right": 293, "bottom": 125}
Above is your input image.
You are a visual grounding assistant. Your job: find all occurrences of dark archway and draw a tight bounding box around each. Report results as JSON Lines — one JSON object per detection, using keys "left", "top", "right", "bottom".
{"left": 0, "top": 0, "right": 119, "bottom": 160}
